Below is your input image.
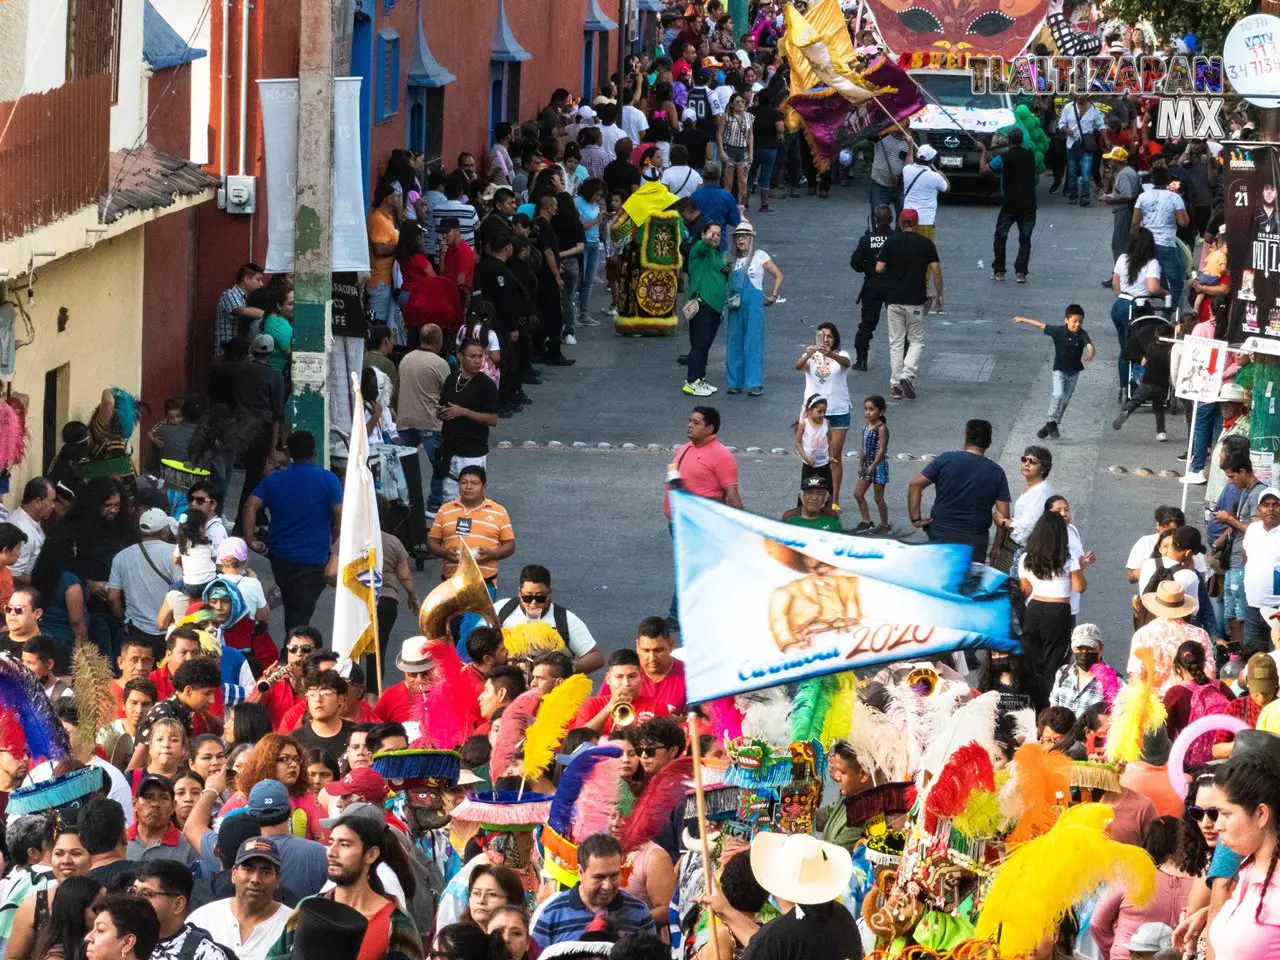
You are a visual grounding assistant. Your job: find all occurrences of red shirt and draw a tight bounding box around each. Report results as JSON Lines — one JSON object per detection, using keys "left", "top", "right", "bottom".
{"left": 443, "top": 239, "right": 476, "bottom": 293}
{"left": 664, "top": 438, "right": 739, "bottom": 518}
{"left": 374, "top": 682, "right": 420, "bottom": 724}
{"left": 461, "top": 663, "right": 486, "bottom": 703}
{"left": 265, "top": 680, "right": 303, "bottom": 729}
{"left": 356, "top": 898, "right": 397, "bottom": 960}
{"left": 572, "top": 693, "right": 666, "bottom": 732}
{"left": 640, "top": 659, "right": 687, "bottom": 717}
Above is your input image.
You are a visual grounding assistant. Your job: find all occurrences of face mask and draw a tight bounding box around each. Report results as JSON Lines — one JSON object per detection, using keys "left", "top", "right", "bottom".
{"left": 1074, "top": 651, "right": 1100, "bottom": 669}
{"left": 990, "top": 656, "right": 1010, "bottom": 670}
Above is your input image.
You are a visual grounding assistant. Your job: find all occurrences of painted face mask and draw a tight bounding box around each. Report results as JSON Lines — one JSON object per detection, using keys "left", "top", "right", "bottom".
{"left": 862, "top": 0, "right": 1048, "bottom": 61}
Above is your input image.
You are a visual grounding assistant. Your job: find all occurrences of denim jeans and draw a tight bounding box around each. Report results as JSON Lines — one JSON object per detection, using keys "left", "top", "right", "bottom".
{"left": 1065, "top": 143, "right": 1093, "bottom": 202}
{"left": 869, "top": 180, "right": 903, "bottom": 224}
{"left": 1047, "top": 370, "right": 1079, "bottom": 423}
{"left": 1190, "top": 401, "right": 1222, "bottom": 473}
{"left": 398, "top": 427, "right": 444, "bottom": 514}
{"left": 1154, "top": 243, "right": 1185, "bottom": 311}
{"left": 748, "top": 149, "right": 777, "bottom": 194}
{"left": 1111, "top": 297, "right": 1132, "bottom": 387}
{"left": 368, "top": 281, "right": 394, "bottom": 323}
{"left": 578, "top": 242, "right": 601, "bottom": 319}
{"left": 993, "top": 209, "right": 1035, "bottom": 275}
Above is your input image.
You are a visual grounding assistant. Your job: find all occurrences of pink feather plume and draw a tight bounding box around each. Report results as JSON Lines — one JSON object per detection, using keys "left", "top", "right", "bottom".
{"left": 620, "top": 756, "right": 693, "bottom": 854}
{"left": 706, "top": 697, "right": 744, "bottom": 742}
{"left": 1090, "top": 662, "right": 1121, "bottom": 707}
{"left": 572, "top": 756, "right": 625, "bottom": 842}
{"left": 0, "top": 402, "right": 27, "bottom": 472}
{"left": 413, "top": 641, "right": 478, "bottom": 749}
{"left": 490, "top": 688, "right": 542, "bottom": 780}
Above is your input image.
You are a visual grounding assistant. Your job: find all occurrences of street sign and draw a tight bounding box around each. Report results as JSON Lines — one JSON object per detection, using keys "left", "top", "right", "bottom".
{"left": 1174, "top": 336, "right": 1228, "bottom": 402}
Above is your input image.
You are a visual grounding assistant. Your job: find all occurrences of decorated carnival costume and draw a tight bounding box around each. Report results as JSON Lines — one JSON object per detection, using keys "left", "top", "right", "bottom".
{"left": 611, "top": 182, "right": 682, "bottom": 336}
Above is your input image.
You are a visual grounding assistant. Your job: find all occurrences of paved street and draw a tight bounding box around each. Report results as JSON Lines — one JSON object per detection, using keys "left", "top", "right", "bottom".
{"left": 252, "top": 173, "right": 1208, "bottom": 688}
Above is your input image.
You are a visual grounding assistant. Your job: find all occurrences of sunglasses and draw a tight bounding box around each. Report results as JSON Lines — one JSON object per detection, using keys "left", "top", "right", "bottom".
{"left": 189, "top": 496, "right": 211, "bottom": 505}
{"left": 3, "top": 605, "right": 24, "bottom": 615}
{"left": 520, "top": 594, "right": 549, "bottom": 604}
{"left": 1021, "top": 456, "right": 1041, "bottom": 465}
{"left": 1187, "top": 805, "right": 1221, "bottom": 823}
{"left": 637, "top": 746, "right": 663, "bottom": 757}
{"left": 287, "top": 645, "right": 315, "bottom": 654}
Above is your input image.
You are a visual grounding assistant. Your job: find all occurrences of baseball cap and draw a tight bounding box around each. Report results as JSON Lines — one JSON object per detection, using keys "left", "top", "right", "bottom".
{"left": 1103, "top": 146, "right": 1129, "bottom": 161}
{"left": 1261, "top": 488, "right": 1280, "bottom": 504}
{"left": 234, "top": 836, "right": 282, "bottom": 869}
{"left": 246, "top": 779, "right": 292, "bottom": 825}
{"left": 899, "top": 208, "right": 920, "bottom": 225}
{"left": 320, "top": 800, "right": 388, "bottom": 831}
{"left": 1127, "top": 922, "right": 1173, "bottom": 953}
{"left": 136, "top": 774, "right": 175, "bottom": 797}
{"left": 576, "top": 105, "right": 596, "bottom": 121}
{"left": 1070, "top": 623, "right": 1103, "bottom": 650}
{"left": 250, "top": 334, "right": 274, "bottom": 356}
{"left": 328, "top": 767, "right": 389, "bottom": 804}
{"left": 138, "top": 508, "right": 171, "bottom": 535}
{"left": 801, "top": 475, "right": 831, "bottom": 492}
{"left": 1247, "top": 652, "right": 1279, "bottom": 698}
{"left": 217, "top": 536, "right": 250, "bottom": 564}
{"left": 916, "top": 144, "right": 938, "bottom": 162}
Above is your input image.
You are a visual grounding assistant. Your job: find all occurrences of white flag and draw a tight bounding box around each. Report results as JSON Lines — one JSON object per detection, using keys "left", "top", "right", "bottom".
{"left": 333, "top": 374, "right": 382, "bottom": 668}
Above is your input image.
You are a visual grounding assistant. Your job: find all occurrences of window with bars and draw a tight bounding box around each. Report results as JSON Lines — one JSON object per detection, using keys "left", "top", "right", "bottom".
{"left": 66, "top": 0, "right": 123, "bottom": 103}
{"left": 376, "top": 29, "right": 400, "bottom": 122}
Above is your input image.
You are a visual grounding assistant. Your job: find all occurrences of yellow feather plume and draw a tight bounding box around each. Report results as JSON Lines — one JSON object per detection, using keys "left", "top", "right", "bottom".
{"left": 952, "top": 789, "right": 1005, "bottom": 839}
{"left": 1106, "top": 648, "right": 1167, "bottom": 764}
{"left": 820, "top": 672, "right": 857, "bottom": 747}
{"left": 522, "top": 675, "right": 593, "bottom": 780}
{"left": 977, "top": 803, "right": 1157, "bottom": 956}
{"left": 502, "top": 621, "right": 566, "bottom": 659}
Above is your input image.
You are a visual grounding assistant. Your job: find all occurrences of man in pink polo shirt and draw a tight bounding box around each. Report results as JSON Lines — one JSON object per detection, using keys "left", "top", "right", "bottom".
{"left": 635, "top": 616, "right": 686, "bottom": 717}
{"left": 664, "top": 406, "right": 742, "bottom": 631}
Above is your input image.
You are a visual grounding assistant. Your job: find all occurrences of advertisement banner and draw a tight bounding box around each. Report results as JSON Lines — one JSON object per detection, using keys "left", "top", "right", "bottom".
{"left": 1173, "top": 336, "right": 1228, "bottom": 402}
{"left": 1225, "top": 142, "right": 1280, "bottom": 340}
{"left": 671, "top": 492, "right": 1016, "bottom": 704}
{"left": 258, "top": 77, "right": 370, "bottom": 275}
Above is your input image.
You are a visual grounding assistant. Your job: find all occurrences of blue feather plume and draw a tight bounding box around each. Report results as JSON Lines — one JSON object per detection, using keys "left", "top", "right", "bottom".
{"left": 0, "top": 658, "right": 70, "bottom": 761}
{"left": 110, "top": 388, "right": 138, "bottom": 437}
{"left": 549, "top": 745, "right": 621, "bottom": 836}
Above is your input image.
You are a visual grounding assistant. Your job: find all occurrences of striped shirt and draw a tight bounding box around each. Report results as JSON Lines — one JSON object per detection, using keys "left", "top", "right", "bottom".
{"left": 431, "top": 199, "right": 480, "bottom": 250}
{"left": 530, "top": 885, "right": 656, "bottom": 948}
{"left": 429, "top": 497, "right": 514, "bottom": 580}
{"left": 215, "top": 284, "right": 247, "bottom": 347}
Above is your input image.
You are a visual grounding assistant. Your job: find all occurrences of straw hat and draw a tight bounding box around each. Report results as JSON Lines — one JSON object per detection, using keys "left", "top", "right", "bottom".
{"left": 1140, "top": 580, "right": 1198, "bottom": 619}
{"left": 749, "top": 833, "right": 853, "bottom": 906}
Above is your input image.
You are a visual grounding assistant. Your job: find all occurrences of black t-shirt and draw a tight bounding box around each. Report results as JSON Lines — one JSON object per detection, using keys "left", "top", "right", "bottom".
{"left": 552, "top": 193, "right": 585, "bottom": 250}
{"left": 1044, "top": 324, "right": 1092, "bottom": 373}
{"left": 753, "top": 106, "right": 782, "bottom": 151}
{"left": 220, "top": 360, "right": 287, "bottom": 422}
{"left": 477, "top": 257, "right": 528, "bottom": 336}
{"left": 674, "top": 126, "right": 712, "bottom": 171}
{"left": 531, "top": 217, "right": 560, "bottom": 278}
{"left": 440, "top": 370, "right": 499, "bottom": 458}
{"left": 686, "top": 87, "right": 717, "bottom": 138}
{"left": 603, "top": 159, "right": 642, "bottom": 194}
{"left": 294, "top": 719, "right": 354, "bottom": 759}
{"left": 876, "top": 231, "right": 939, "bottom": 306}
{"left": 90, "top": 859, "right": 138, "bottom": 887}
{"left": 997, "top": 146, "right": 1038, "bottom": 213}
{"left": 741, "top": 903, "right": 862, "bottom": 960}
{"left": 920, "top": 450, "right": 1012, "bottom": 546}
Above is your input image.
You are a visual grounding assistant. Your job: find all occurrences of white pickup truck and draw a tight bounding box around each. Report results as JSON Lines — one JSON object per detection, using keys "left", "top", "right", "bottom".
{"left": 907, "top": 68, "right": 1016, "bottom": 196}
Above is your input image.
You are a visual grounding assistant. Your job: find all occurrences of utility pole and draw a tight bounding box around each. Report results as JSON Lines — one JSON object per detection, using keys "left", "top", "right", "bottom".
{"left": 289, "top": 0, "right": 333, "bottom": 461}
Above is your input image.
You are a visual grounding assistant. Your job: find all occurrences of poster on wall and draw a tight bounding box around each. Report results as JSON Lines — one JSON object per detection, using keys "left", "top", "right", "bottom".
{"left": 1225, "top": 142, "right": 1280, "bottom": 340}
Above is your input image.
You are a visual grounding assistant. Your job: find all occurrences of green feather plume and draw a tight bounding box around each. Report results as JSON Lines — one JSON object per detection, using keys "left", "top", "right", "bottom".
{"left": 790, "top": 676, "right": 835, "bottom": 744}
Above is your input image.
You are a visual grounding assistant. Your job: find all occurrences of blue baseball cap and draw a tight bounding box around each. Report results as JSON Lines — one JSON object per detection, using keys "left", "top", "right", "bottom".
{"left": 247, "top": 779, "right": 291, "bottom": 825}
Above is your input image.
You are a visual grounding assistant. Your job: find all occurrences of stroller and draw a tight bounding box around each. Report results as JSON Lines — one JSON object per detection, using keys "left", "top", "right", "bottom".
{"left": 1123, "top": 300, "right": 1176, "bottom": 403}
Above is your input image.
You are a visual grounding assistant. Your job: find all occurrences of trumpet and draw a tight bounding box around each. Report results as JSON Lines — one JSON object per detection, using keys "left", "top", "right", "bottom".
{"left": 256, "top": 661, "right": 292, "bottom": 693}
{"left": 611, "top": 701, "right": 636, "bottom": 728}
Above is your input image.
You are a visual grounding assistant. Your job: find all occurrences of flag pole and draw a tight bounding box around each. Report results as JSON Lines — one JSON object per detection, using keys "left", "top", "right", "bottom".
{"left": 370, "top": 543, "right": 384, "bottom": 696}
{"left": 688, "top": 710, "right": 724, "bottom": 960}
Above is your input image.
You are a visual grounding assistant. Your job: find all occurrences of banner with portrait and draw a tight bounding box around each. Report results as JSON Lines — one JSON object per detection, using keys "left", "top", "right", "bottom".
{"left": 1224, "top": 142, "right": 1280, "bottom": 340}
{"left": 671, "top": 492, "right": 1017, "bottom": 704}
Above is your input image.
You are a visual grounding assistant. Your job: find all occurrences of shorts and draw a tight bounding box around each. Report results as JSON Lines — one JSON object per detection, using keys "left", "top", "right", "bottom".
{"left": 605, "top": 256, "right": 622, "bottom": 285}
{"left": 826, "top": 412, "right": 852, "bottom": 429}
{"left": 1224, "top": 567, "right": 1248, "bottom": 621}
{"left": 723, "top": 143, "right": 749, "bottom": 165}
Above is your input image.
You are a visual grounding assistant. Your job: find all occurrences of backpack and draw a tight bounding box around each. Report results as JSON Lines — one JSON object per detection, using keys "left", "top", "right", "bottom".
{"left": 1184, "top": 681, "right": 1232, "bottom": 768}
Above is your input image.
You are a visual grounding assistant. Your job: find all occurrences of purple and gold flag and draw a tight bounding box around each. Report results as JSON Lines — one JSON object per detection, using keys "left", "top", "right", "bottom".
{"left": 783, "top": 57, "right": 925, "bottom": 171}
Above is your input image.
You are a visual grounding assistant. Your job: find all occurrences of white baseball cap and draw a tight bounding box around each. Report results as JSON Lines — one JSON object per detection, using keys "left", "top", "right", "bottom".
{"left": 917, "top": 144, "right": 938, "bottom": 162}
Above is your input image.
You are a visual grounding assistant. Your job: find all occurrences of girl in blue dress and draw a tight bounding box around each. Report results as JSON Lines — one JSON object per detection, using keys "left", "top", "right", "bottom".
{"left": 853, "top": 395, "right": 890, "bottom": 534}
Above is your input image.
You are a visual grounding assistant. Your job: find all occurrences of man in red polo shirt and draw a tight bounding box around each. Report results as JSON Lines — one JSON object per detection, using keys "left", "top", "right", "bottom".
{"left": 374, "top": 637, "right": 434, "bottom": 724}
{"left": 635, "top": 617, "right": 686, "bottom": 717}
{"left": 663, "top": 406, "right": 741, "bottom": 631}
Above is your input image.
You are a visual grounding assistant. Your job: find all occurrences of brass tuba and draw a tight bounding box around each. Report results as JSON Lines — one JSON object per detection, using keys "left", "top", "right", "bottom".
{"left": 419, "top": 543, "right": 500, "bottom": 641}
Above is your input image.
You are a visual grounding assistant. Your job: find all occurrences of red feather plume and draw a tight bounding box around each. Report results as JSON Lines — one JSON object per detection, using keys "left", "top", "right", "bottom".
{"left": 490, "top": 689, "right": 542, "bottom": 780}
{"left": 619, "top": 756, "right": 693, "bottom": 854}
{"left": 925, "top": 741, "right": 996, "bottom": 820}
{"left": 413, "top": 641, "right": 478, "bottom": 750}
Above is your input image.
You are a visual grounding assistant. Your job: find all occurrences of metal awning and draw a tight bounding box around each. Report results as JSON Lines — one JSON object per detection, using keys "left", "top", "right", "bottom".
{"left": 492, "top": 0, "right": 531, "bottom": 62}
{"left": 407, "top": 14, "right": 455, "bottom": 86}
{"left": 585, "top": 0, "right": 619, "bottom": 31}
{"left": 638, "top": 0, "right": 665, "bottom": 12}
{"left": 143, "top": 0, "right": 206, "bottom": 70}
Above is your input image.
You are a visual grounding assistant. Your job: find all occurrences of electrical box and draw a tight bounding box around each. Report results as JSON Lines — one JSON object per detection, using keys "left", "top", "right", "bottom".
{"left": 220, "top": 175, "right": 257, "bottom": 214}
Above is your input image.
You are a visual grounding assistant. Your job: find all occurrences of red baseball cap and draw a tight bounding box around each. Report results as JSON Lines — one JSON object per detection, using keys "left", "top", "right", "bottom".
{"left": 899, "top": 208, "right": 920, "bottom": 225}
{"left": 328, "top": 767, "right": 389, "bottom": 804}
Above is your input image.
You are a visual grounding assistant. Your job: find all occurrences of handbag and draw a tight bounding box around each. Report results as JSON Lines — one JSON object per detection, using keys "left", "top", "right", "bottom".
{"left": 681, "top": 296, "right": 702, "bottom": 321}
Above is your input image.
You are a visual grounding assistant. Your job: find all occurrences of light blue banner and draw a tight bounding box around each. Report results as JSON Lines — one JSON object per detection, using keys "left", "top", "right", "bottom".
{"left": 671, "top": 492, "right": 1018, "bottom": 704}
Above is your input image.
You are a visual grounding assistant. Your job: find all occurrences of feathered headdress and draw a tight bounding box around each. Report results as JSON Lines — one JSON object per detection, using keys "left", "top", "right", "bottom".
{"left": 490, "top": 688, "right": 542, "bottom": 781}
{"left": 619, "top": 756, "right": 693, "bottom": 854}
{"left": 1090, "top": 661, "right": 1122, "bottom": 707}
{"left": 502, "top": 621, "right": 566, "bottom": 660}
{"left": 72, "top": 644, "right": 118, "bottom": 760}
{"left": 706, "top": 697, "right": 744, "bottom": 743}
{"left": 549, "top": 745, "right": 622, "bottom": 837}
{"left": 790, "top": 676, "right": 835, "bottom": 745}
{"left": 820, "top": 672, "right": 857, "bottom": 746}
{"left": 413, "top": 640, "right": 476, "bottom": 750}
{"left": 917, "top": 691, "right": 1002, "bottom": 789}
{"left": 109, "top": 387, "right": 139, "bottom": 437}
{"left": 522, "top": 675, "right": 592, "bottom": 781}
{"left": 737, "top": 687, "right": 793, "bottom": 746}
{"left": 845, "top": 694, "right": 911, "bottom": 782}
{"left": 924, "top": 742, "right": 996, "bottom": 824}
{"left": 0, "top": 400, "right": 28, "bottom": 472}
{"left": 1106, "top": 648, "right": 1167, "bottom": 765}
{"left": 977, "top": 803, "right": 1157, "bottom": 955}
{"left": 573, "top": 756, "right": 626, "bottom": 843}
{"left": 883, "top": 675, "right": 971, "bottom": 776}
{"left": 1004, "top": 742, "right": 1071, "bottom": 845}
{"left": 0, "top": 657, "right": 69, "bottom": 761}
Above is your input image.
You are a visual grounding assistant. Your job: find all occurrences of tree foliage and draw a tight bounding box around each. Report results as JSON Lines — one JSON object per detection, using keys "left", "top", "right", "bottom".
{"left": 1099, "top": 0, "right": 1251, "bottom": 54}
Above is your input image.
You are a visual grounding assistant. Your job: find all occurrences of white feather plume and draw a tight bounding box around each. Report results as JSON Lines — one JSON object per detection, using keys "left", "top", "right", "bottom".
{"left": 737, "top": 687, "right": 793, "bottom": 746}
{"left": 1010, "top": 706, "right": 1037, "bottom": 748}
{"left": 882, "top": 678, "right": 971, "bottom": 776}
{"left": 846, "top": 694, "right": 911, "bottom": 782}
{"left": 916, "top": 691, "right": 1002, "bottom": 799}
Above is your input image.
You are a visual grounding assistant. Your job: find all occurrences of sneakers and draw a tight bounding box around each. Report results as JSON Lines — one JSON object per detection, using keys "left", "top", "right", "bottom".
{"left": 1156, "top": 432, "right": 1168, "bottom": 442}
{"left": 579, "top": 316, "right": 602, "bottom": 327}
{"left": 1016, "top": 273, "right": 1027, "bottom": 283}
{"left": 898, "top": 378, "right": 916, "bottom": 400}
{"left": 682, "top": 379, "right": 715, "bottom": 397}
{"left": 1048, "top": 422, "right": 1060, "bottom": 439}
{"left": 875, "top": 524, "right": 892, "bottom": 535}
{"left": 993, "top": 271, "right": 1006, "bottom": 281}
{"left": 853, "top": 357, "right": 868, "bottom": 371}
{"left": 726, "top": 387, "right": 743, "bottom": 395}
{"left": 853, "top": 521, "right": 875, "bottom": 533}
{"left": 1036, "top": 422, "right": 1052, "bottom": 439}
{"left": 601, "top": 306, "right": 617, "bottom": 317}
{"left": 890, "top": 385, "right": 904, "bottom": 400}
{"left": 1181, "top": 470, "right": 1208, "bottom": 485}
{"left": 562, "top": 333, "right": 578, "bottom": 345}
{"left": 747, "top": 387, "right": 763, "bottom": 397}
{"left": 1112, "top": 410, "right": 1130, "bottom": 430}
